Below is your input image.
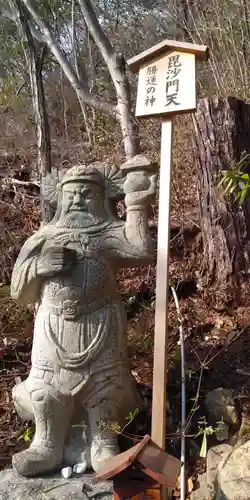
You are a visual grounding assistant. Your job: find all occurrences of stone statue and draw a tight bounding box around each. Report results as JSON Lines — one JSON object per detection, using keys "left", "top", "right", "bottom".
{"left": 10, "top": 156, "right": 156, "bottom": 477}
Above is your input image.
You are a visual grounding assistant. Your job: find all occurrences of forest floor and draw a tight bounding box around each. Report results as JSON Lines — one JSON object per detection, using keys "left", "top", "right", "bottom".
{"left": 1, "top": 120, "right": 250, "bottom": 498}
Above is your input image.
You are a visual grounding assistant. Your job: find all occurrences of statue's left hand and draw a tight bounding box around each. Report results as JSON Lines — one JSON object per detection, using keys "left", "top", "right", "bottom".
{"left": 124, "top": 173, "right": 156, "bottom": 208}
{"left": 37, "top": 246, "right": 77, "bottom": 277}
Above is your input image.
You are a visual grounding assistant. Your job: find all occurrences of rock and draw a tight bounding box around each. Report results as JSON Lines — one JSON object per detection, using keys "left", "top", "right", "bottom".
{"left": 190, "top": 444, "right": 232, "bottom": 500}
{"left": 236, "top": 412, "right": 250, "bottom": 446}
{"left": 190, "top": 473, "right": 210, "bottom": 500}
{"left": 204, "top": 388, "right": 238, "bottom": 428}
{"left": 214, "top": 421, "right": 229, "bottom": 442}
{"left": 61, "top": 466, "right": 73, "bottom": 479}
{"left": 0, "top": 469, "right": 113, "bottom": 500}
{"left": 206, "top": 444, "right": 232, "bottom": 495}
{"left": 218, "top": 441, "right": 250, "bottom": 499}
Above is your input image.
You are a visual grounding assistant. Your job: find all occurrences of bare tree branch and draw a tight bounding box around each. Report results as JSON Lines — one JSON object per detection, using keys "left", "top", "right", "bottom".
{"left": 0, "top": 4, "right": 17, "bottom": 21}
{"left": 20, "top": 0, "right": 139, "bottom": 158}
{"left": 71, "top": 0, "right": 93, "bottom": 147}
{"left": 2, "top": 178, "right": 40, "bottom": 188}
{"left": 77, "top": 0, "right": 139, "bottom": 158}
{"left": 1, "top": 1, "right": 46, "bottom": 43}
{"left": 77, "top": 0, "right": 114, "bottom": 64}
{"left": 15, "top": 79, "right": 27, "bottom": 95}
{"left": 28, "top": 21, "right": 46, "bottom": 43}
{"left": 22, "top": 0, "right": 116, "bottom": 116}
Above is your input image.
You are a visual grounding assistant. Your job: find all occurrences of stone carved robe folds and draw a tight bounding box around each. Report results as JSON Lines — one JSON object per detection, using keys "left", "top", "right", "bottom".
{"left": 10, "top": 161, "right": 156, "bottom": 477}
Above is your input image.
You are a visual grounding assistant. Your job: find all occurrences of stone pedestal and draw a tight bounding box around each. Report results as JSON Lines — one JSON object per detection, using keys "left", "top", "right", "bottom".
{"left": 0, "top": 469, "right": 113, "bottom": 500}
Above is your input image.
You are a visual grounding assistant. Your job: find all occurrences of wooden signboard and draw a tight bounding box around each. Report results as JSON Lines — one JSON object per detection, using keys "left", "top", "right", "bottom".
{"left": 135, "top": 51, "right": 196, "bottom": 118}
{"left": 127, "top": 39, "right": 209, "bottom": 498}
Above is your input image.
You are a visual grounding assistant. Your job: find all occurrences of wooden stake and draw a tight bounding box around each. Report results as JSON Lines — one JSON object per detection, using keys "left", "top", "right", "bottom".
{"left": 125, "top": 39, "right": 209, "bottom": 499}
{"left": 152, "top": 119, "right": 173, "bottom": 446}
{"left": 151, "top": 119, "right": 173, "bottom": 499}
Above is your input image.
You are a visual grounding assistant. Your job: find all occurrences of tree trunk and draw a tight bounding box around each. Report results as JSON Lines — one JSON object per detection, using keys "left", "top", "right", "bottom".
{"left": 10, "top": 0, "right": 52, "bottom": 222}
{"left": 111, "top": 53, "right": 139, "bottom": 158}
{"left": 192, "top": 96, "right": 250, "bottom": 299}
{"left": 179, "top": 0, "right": 193, "bottom": 42}
{"left": 24, "top": 42, "right": 52, "bottom": 222}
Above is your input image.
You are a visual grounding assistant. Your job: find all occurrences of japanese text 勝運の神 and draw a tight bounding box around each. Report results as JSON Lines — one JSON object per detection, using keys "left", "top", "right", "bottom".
{"left": 144, "top": 65, "right": 158, "bottom": 107}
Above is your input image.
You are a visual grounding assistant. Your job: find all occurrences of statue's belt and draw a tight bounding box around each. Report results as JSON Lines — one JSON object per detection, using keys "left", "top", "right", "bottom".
{"left": 41, "top": 296, "right": 117, "bottom": 319}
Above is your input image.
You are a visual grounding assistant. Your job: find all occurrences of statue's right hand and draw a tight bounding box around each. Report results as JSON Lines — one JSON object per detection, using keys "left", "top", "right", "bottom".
{"left": 37, "top": 247, "right": 76, "bottom": 276}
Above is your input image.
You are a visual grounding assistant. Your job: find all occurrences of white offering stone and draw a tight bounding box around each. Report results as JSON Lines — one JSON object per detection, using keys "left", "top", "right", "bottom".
{"left": 61, "top": 466, "right": 73, "bottom": 479}
{"left": 73, "top": 462, "right": 87, "bottom": 474}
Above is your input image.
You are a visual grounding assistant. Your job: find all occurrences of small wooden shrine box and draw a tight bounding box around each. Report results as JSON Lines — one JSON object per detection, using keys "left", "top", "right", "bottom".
{"left": 92, "top": 435, "right": 181, "bottom": 499}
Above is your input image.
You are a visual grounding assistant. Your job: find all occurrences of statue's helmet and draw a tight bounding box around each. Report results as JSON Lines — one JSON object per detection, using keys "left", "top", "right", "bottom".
{"left": 60, "top": 165, "right": 105, "bottom": 189}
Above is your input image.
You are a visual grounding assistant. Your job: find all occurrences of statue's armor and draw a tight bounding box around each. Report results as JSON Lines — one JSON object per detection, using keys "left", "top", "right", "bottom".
{"left": 30, "top": 251, "right": 129, "bottom": 402}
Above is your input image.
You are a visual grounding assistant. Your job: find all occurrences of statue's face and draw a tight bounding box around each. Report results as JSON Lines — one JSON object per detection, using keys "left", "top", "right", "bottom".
{"left": 62, "top": 182, "right": 103, "bottom": 213}
{"left": 57, "top": 181, "right": 105, "bottom": 228}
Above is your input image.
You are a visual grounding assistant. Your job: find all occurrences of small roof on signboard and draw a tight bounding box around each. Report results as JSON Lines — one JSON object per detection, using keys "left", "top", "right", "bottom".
{"left": 127, "top": 39, "right": 209, "bottom": 73}
{"left": 92, "top": 434, "right": 181, "bottom": 490}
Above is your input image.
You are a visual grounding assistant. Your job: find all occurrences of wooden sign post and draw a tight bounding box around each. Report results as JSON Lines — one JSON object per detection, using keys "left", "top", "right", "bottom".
{"left": 127, "top": 39, "right": 209, "bottom": 494}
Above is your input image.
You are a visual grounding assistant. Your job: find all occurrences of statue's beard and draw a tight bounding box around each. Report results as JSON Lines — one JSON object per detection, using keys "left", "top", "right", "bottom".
{"left": 55, "top": 210, "right": 105, "bottom": 228}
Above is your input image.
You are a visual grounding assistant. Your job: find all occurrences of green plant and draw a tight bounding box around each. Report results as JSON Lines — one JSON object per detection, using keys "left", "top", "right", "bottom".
{"left": 218, "top": 153, "right": 250, "bottom": 205}
{"left": 195, "top": 417, "right": 228, "bottom": 457}
{"left": 17, "top": 426, "right": 34, "bottom": 443}
{"left": 98, "top": 408, "right": 140, "bottom": 437}
{"left": 72, "top": 421, "right": 88, "bottom": 441}
{"left": 195, "top": 417, "right": 215, "bottom": 458}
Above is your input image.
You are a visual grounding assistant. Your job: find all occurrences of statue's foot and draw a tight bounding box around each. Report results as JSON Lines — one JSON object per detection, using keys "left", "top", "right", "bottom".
{"left": 90, "top": 435, "right": 119, "bottom": 473}
{"left": 12, "top": 446, "right": 62, "bottom": 477}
